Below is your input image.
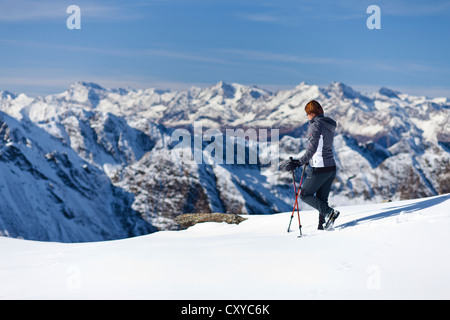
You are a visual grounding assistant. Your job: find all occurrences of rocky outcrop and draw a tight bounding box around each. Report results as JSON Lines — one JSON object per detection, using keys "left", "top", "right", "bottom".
{"left": 174, "top": 213, "right": 247, "bottom": 229}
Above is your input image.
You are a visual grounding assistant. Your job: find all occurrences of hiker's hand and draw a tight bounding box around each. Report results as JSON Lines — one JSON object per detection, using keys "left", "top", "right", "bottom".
{"left": 281, "top": 159, "right": 301, "bottom": 172}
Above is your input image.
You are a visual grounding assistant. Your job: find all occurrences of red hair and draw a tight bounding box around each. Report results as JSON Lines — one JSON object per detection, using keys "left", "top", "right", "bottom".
{"left": 305, "top": 100, "right": 324, "bottom": 115}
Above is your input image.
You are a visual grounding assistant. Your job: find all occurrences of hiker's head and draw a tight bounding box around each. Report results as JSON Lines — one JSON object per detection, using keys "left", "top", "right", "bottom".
{"left": 305, "top": 100, "right": 324, "bottom": 116}
{"left": 305, "top": 100, "right": 323, "bottom": 120}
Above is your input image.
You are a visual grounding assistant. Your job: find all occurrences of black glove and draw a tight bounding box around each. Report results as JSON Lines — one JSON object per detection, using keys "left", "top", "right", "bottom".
{"left": 281, "top": 158, "right": 301, "bottom": 172}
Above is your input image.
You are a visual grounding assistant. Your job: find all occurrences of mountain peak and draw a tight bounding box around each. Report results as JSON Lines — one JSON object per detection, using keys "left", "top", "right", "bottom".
{"left": 70, "top": 81, "right": 105, "bottom": 91}
{"left": 378, "top": 87, "right": 400, "bottom": 98}
{"left": 212, "top": 80, "right": 234, "bottom": 89}
{"left": 329, "top": 81, "right": 354, "bottom": 91}
{"left": 0, "top": 90, "right": 17, "bottom": 100}
{"left": 325, "top": 81, "right": 361, "bottom": 99}
{"left": 211, "top": 81, "right": 236, "bottom": 99}
{"left": 64, "top": 82, "right": 106, "bottom": 107}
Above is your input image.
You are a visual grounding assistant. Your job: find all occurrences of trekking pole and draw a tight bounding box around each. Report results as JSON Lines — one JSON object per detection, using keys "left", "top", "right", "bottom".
{"left": 286, "top": 159, "right": 298, "bottom": 233}
{"left": 287, "top": 160, "right": 307, "bottom": 237}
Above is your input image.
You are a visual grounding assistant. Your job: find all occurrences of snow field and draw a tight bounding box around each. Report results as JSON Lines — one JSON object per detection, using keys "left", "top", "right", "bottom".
{"left": 0, "top": 193, "right": 449, "bottom": 299}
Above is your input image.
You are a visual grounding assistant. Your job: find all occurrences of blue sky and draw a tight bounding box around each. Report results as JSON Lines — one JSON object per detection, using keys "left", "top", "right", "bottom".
{"left": 0, "top": 0, "right": 449, "bottom": 97}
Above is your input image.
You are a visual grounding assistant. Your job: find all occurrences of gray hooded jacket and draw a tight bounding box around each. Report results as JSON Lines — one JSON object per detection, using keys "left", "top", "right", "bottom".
{"left": 300, "top": 114, "right": 337, "bottom": 168}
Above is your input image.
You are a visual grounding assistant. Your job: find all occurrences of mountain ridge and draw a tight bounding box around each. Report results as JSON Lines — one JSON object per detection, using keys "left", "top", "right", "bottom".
{"left": 0, "top": 81, "right": 448, "bottom": 241}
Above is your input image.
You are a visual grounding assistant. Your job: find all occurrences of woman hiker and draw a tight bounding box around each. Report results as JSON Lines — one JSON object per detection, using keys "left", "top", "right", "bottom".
{"left": 282, "top": 100, "right": 340, "bottom": 230}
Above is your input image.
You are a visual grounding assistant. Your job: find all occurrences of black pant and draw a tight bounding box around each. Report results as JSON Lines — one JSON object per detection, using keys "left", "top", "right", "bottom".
{"left": 300, "top": 167, "right": 336, "bottom": 225}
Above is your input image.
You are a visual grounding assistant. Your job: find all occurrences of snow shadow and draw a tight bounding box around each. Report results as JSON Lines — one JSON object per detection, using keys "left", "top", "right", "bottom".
{"left": 336, "top": 194, "right": 449, "bottom": 230}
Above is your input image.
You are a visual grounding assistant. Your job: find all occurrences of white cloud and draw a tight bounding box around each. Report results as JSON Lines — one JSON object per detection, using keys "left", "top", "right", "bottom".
{"left": 218, "top": 48, "right": 354, "bottom": 66}
{"left": 0, "top": 0, "right": 142, "bottom": 22}
{"left": 234, "top": 12, "right": 280, "bottom": 23}
{"left": 379, "top": 0, "right": 450, "bottom": 17}
{"left": 0, "top": 68, "right": 213, "bottom": 96}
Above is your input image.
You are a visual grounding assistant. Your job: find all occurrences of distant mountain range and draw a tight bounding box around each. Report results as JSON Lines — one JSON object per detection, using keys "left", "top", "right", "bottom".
{"left": 0, "top": 81, "right": 448, "bottom": 241}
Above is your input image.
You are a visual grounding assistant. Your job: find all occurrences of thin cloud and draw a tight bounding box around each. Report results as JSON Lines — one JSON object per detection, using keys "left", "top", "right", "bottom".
{"left": 0, "top": 69, "right": 212, "bottom": 96}
{"left": 0, "top": 0, "right": 143, "bottom": 22}
{"left": 219, "top": 48, "right": 354, "bottom": 66}
{"left": 377, "top": 0, "right": 450, "bottom": 17}
{"left": 0, "top": 0, "right": 62, "bottom": 21}
{"left": 0, "top": 38, "right": 234, "bottom": 65}
{"left": 234, "top": 12, "right": 280, "bottom": 23}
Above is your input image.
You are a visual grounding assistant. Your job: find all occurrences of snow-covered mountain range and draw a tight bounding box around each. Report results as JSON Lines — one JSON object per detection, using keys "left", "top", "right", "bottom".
{"left": 0, "top": 81, "right": 448, "bottom": 241}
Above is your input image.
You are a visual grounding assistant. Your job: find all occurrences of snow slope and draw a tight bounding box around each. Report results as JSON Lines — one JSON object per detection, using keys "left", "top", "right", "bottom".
{"left": 1, "top": 193, "right": 449, "bottom": 300}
